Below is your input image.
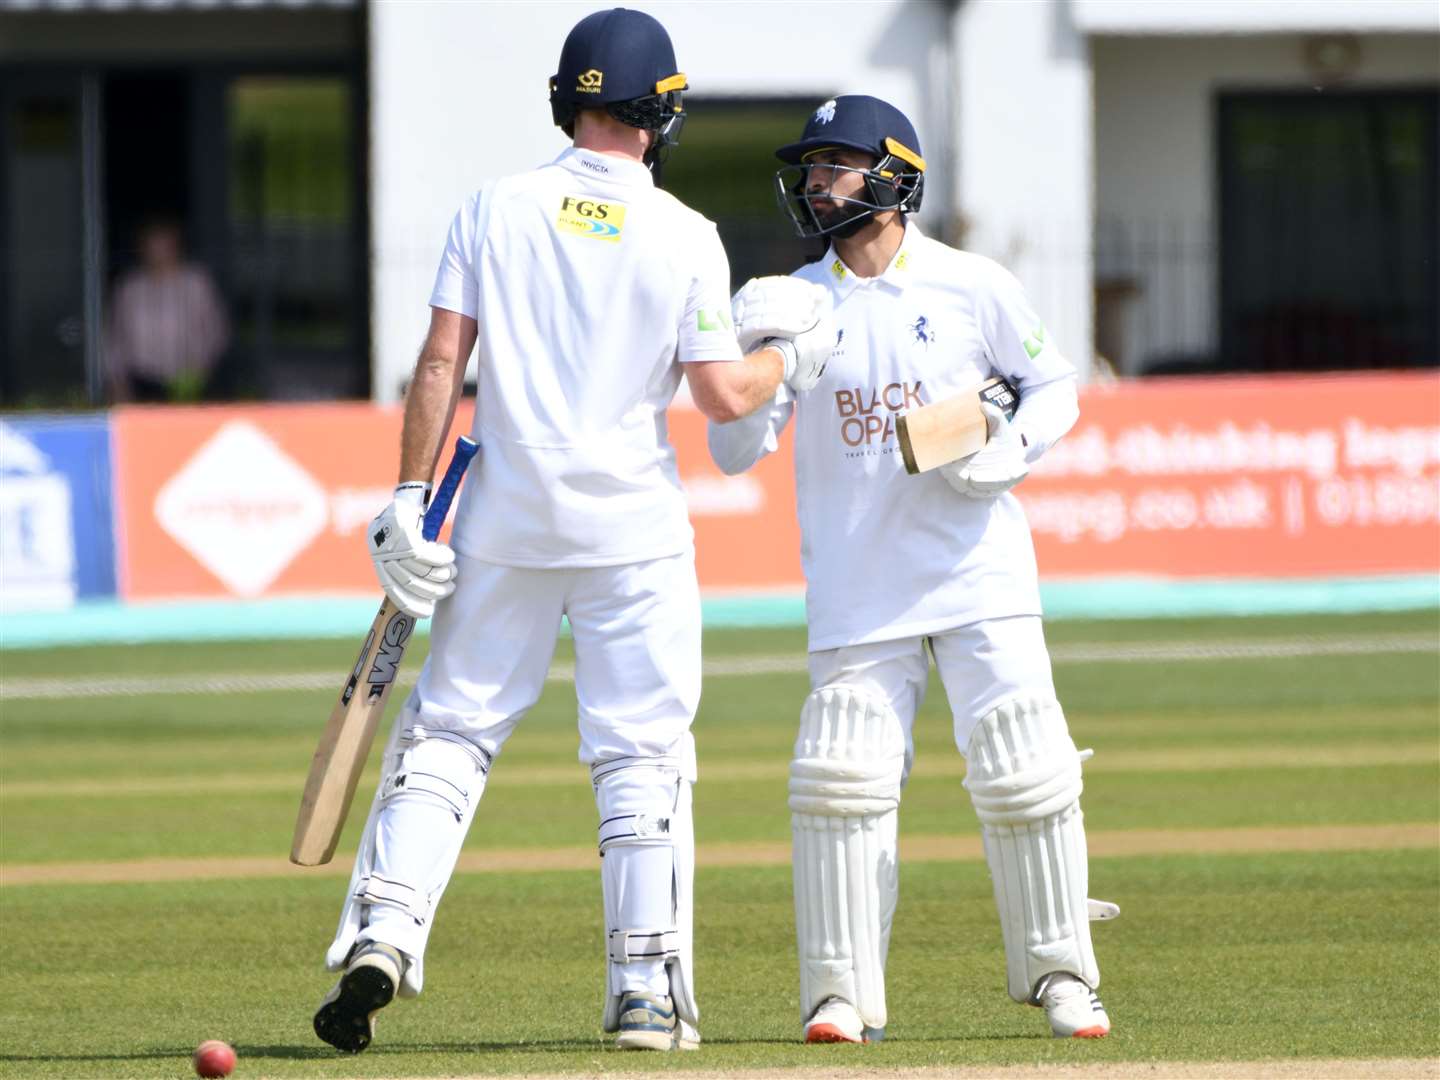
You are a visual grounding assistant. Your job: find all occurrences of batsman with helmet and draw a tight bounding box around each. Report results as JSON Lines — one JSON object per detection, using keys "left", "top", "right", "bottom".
{"left": 709, "top": 94, "right": 1118, "bottom": 1044}
{"left": 310, "top": 8, "right": 831, "bottom": 1054}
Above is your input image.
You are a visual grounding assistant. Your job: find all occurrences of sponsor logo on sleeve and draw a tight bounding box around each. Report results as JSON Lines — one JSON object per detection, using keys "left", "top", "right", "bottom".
{"left": 696, "top": 307, "right": 733, "bottom": 332}
{"left": 1023, "top": 323, "right": 1046, "bottom": 359}
{"left": 556, "top": 195, "right": 626, "bottom": 242}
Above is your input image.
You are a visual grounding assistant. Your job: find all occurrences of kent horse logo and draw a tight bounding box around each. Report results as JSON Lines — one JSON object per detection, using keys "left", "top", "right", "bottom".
{"left": 911, "top": 316, "right": 934, "bottom": 346}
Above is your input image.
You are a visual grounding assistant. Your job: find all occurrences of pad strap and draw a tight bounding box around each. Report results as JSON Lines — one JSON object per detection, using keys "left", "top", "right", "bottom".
{"left": 607, "top": 928, "right": 680, "bottom": 964}
{"left": 355, "top": 873, "right": 428, "bottom": 924}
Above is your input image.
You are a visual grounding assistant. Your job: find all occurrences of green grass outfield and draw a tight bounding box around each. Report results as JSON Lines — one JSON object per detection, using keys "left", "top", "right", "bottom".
{"left": 1, "top": 611, "right": 1437, "bottom": 1078}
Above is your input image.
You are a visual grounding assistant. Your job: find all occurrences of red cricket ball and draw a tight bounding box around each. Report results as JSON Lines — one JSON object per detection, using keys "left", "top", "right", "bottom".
{"left": 193, "top": 1039, "right": 236, "bottom": 1078}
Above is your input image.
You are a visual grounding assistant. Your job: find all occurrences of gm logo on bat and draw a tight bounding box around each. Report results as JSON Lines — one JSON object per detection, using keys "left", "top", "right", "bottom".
{"left": 556, "top": 195, "right": 626, "bottom": 242}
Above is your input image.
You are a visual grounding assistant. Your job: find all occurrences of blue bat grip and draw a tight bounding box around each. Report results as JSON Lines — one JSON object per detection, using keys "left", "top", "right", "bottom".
{"left": 422, "top": 436, "right": 480, "bottom": 542}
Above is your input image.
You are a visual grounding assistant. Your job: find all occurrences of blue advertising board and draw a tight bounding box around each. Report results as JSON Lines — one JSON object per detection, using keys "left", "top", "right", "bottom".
{"left": 0, "top": 415, "right": 117, "bottom": 608}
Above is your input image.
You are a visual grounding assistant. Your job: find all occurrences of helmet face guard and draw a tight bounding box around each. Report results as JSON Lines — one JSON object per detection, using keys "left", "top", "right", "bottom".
{"left": 774, "top": 153, "right": 925, "bottom": 239}
{"left": 605, "top": 80, "right": 687, "bottom": 167}
{"left": 550, "top": 77, "right": 687, "bottom": 173}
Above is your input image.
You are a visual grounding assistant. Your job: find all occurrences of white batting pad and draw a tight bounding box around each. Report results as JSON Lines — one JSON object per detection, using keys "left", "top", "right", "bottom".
{"left": 789, "top": 685, "right": 905, "bottom": 1031}
{"left": 594, "top": 756, "right": 698, "bottom": 1031}
{"left": 326, "top": 707, "right": 490, "bottom": 997}
{"left": 964, "top": 695, "right": 1099, "bottom": 1003}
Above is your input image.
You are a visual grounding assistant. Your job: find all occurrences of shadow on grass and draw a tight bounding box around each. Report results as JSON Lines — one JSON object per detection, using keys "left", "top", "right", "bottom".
{"left": 0, "top": 1031, "right": 1048, "bottom": 1067}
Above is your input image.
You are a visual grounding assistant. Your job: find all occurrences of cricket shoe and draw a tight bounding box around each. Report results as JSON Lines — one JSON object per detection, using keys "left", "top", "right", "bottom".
{"left": 613, "top": 992, "right": 699, "bottom": 1051}
{"left": 1037, "top": 972, "right": 1111, "bottom": 1038}
{"left": 803, "top": 997, "right": 867, "bottom": 1044}
{"left": 313, "top": 940, "right": 404, "bottom": 1053}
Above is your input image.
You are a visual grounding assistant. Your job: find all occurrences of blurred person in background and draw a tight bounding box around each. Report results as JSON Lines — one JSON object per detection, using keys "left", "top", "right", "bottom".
{"left": 105, "top": 214, "right": 229, "bottom": 403}
{"left": 709, "top": 94, "right": 1116, "bottom": 1046}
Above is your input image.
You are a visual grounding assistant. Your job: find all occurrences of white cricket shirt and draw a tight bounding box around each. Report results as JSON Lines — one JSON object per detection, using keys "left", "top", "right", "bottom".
{"left": 709, "top": 225, "right": 1079, "bottom": 651}
{"left": 430, "top": 147, "right": 741, "bottom": 567}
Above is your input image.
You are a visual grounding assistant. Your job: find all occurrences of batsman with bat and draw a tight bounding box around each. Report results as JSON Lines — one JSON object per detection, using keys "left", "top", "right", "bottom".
{"left": 709, "top": 95, "right": 1117, "bottom": 1044}
{"left": 310, "top": 8, "right": 827, "bottom": 1056}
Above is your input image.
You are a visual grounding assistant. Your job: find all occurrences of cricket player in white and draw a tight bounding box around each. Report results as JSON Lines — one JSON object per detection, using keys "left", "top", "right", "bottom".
{"left": 311, "top": 10, "right": 832, "bottom": 1055}
{"left": 709, "top": 95, "right": 1117, "bottom": 1044}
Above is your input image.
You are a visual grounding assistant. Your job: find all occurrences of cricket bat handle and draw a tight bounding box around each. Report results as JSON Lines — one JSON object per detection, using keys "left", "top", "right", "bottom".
{"left": 422, "top": 435, "right": 480, "bottom": 540}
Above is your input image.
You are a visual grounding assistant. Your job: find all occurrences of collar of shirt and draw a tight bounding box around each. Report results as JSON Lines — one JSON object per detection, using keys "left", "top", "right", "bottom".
{"left": 553, "top": 146, "right": 654, "bottom": 187}
{"left": 822, "top": 221, "right": 923, "bottom": 300}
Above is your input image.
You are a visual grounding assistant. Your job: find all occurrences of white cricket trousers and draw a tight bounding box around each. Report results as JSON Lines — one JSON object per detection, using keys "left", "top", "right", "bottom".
{"left": 355, "top": 550, "right": 700, "bottom": 985}
{"left": 808, "top": 615, "right": 1056, "bottom": 777}
{"left": 413, "top": 550, "right": 701, "bottom": 769}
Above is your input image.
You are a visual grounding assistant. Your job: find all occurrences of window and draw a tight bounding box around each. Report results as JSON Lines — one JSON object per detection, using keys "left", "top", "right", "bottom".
{"left": 1219, "top": 90, "right": 1439, "bottom": 373}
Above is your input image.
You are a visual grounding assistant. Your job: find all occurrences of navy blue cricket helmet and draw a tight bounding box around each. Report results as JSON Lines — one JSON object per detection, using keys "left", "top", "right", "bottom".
{"left": 549, "top": 8, "right": 688, "bottom": 169}
{"left": 774, "top": 94, "right": 926, "bottom": 238}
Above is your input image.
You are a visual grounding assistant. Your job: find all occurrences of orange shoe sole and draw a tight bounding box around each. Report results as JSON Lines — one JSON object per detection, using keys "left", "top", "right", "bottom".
{"left": 805, "top": 1023, "right": 865, "bottom": 1044}
{"left": 1069, "top": 1026, "right": 1110, "bottom": 1039}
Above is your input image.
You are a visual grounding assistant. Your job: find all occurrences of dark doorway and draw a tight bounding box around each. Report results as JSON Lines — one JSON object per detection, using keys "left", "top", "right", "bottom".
{"left": 0, "top": 74, "right": 87, "bottom": 407}
{"left": 1219, "top": 89, "right": 1439, "bottom": 373}
{"left": 105, "top": 71, "right": 189, "bottom": 277}
{"left": 0, "top": 4, "right": 367, "bottom": 408}
{"left": 662, "top": 98, "right": 824, "bottom": 288}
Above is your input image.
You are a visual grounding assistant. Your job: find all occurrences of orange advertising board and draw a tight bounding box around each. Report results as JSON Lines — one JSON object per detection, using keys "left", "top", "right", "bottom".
{"left": 1019, "top": 372, "right": 1440, "bottom": 577}
{"left": 110, "top": 399, "right": 798, "bottom": 600}
{"left": 111, "top": 372, "right": 1438, "bottom": 601}
{"left": 113, "top": 403, "right": 464, "bottom": 600}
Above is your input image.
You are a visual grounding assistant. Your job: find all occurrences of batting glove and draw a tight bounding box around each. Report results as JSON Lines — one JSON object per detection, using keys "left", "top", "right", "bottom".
{"left": 731, "top": 276, "right": 827, "bottom": 353}
{"left": 367, "top": 483, "right": 458, "bottom": 619}
{"left": 940, "top": 402, "right": 1030, "bottom": 499}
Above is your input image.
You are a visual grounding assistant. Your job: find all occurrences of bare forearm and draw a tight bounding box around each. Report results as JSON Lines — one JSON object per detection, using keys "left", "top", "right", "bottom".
{"left": 398, "top": 350, "right": 461, "bottom": 484}
{"left": 732, "top": 347, "right": 787, "bottom": 413}
{"left": 687, "top": 347, "right": 786, "bottom": 424}
{"left": 398, "top": 308, "right": 476, "bottom": 485}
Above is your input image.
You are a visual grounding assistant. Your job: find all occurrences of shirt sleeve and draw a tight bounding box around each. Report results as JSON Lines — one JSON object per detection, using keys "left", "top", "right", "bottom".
{"left": 706, "top": 385, "right": 795, "bottom": 475}
{"left": 979, "top": 262, "right": 1079, "bottom": 463}
{"left": 677, "top": 223, "right": 744, "bottom": 364}
{"left": 429, "top": 191, "right": 482, "bottom": 319}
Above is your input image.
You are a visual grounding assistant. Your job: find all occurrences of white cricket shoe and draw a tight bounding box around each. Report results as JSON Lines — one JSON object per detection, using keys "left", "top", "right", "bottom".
{"left": 313, "top": 940, "right": 404, "bottom": 1053}
{"left": 1037, "top": 972, "right": 1111, "bottom": 1038}
{"left": 613, "top": 992, "right": 699, "bottom": 1051}
{"left": 803, "top": 997, "right": 866, "bottom": 1044}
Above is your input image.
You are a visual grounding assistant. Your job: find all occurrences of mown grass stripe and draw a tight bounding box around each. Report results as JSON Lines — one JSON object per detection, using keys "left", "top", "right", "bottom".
{"left": 360, "top": 1059, "right": 1439, "bottom": 1079}
{"left": 2, "top": 822, "right": 1433, "bottom": 887}
{"left": 2, "top": 633, "right": 1434, "bottom": 701}
{"left": 3, "top": 741, "right": 1433, "bottom": 800}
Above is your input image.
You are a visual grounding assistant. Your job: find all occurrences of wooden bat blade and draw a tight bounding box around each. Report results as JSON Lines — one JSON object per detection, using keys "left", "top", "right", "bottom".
{"left": 896, "top": 376, "right": 1018, "bottom": 475}
{"left": 290, "top": 599, "right": 416, "bottom": 866}
{"left": 290, "top": 434, "right": 477, "bottom": 868}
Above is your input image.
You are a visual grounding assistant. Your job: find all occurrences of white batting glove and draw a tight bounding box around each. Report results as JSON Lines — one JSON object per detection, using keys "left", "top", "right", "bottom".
{"left": 940, "top": 402, "right": 1030, "bottom": 499}
{"left": 367, "top": 483, "right": 457, "bottom": 619}
{"left": 761, "top": 311, "right": 840, "bottom": 392}
{"left": 731, "top": 276, "right": 827, "bottom": 353}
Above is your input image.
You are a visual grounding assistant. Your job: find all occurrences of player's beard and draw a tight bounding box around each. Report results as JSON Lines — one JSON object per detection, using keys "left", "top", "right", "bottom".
{"left": 809, "top": 198, "right": 874, "bottom": 240}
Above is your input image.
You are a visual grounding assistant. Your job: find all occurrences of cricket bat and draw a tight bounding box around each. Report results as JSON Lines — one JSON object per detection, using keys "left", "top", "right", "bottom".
{"left": 290, "top": 435, "right": 480, "bottom": 867}
{"left": 895, "top": 376, "right": 1019, "bottom": 475}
